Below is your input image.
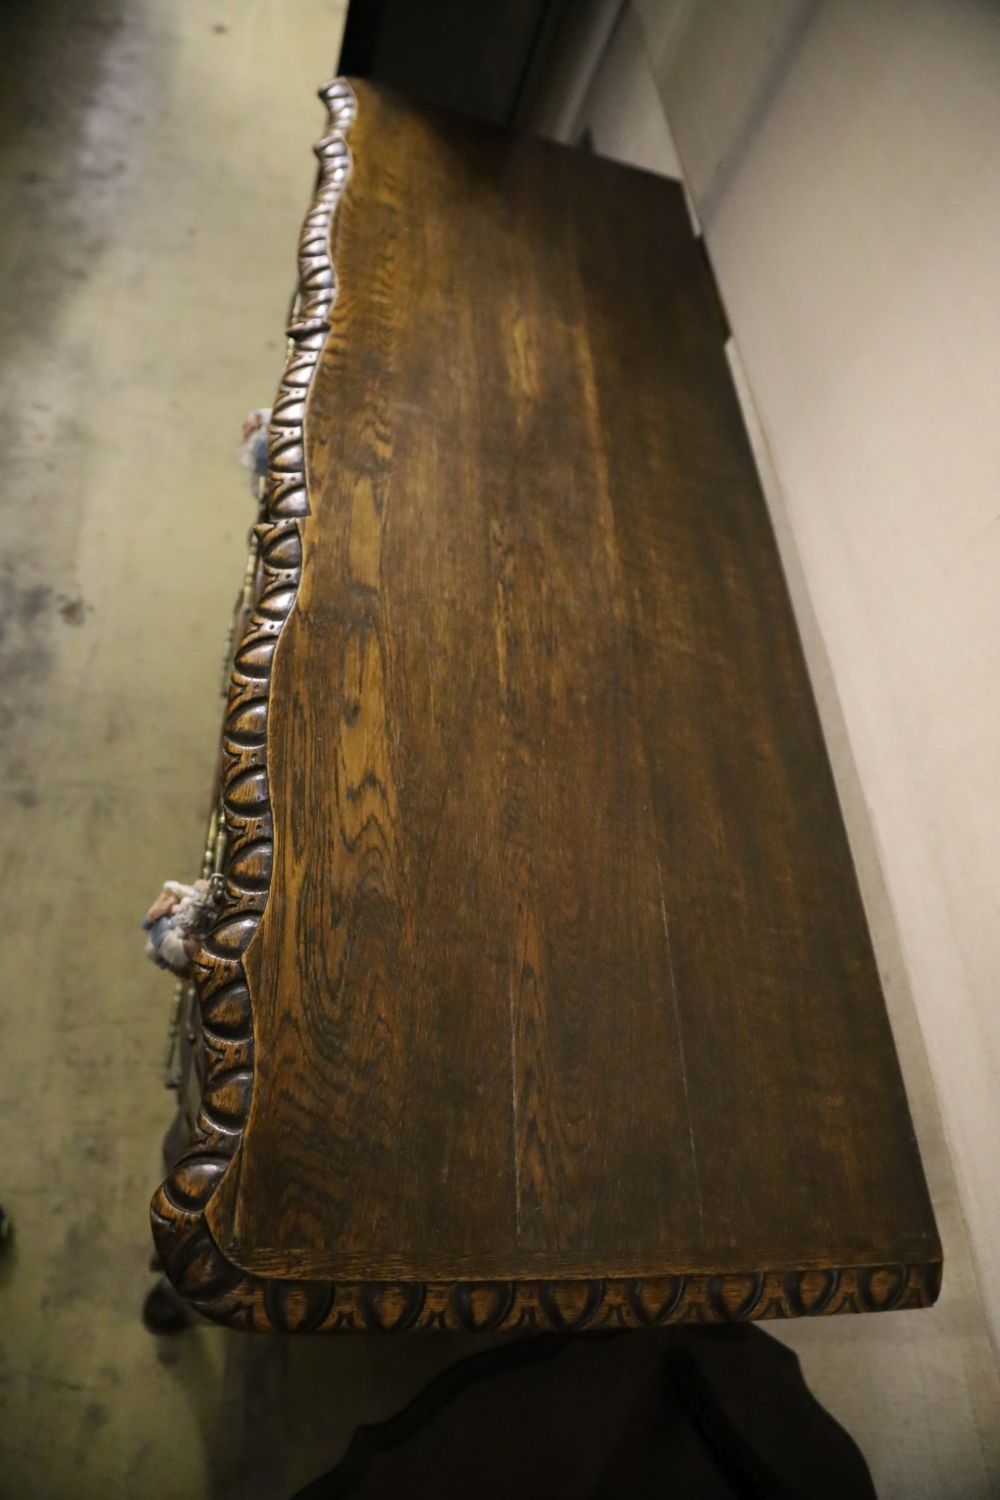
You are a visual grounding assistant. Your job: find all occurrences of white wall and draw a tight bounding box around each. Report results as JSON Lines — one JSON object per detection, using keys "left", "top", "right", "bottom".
{"left": 539, "top": 1, "right": 1000, "bottom": 1490}
{"left": 644, "top": 0, "right": 1000, "bottom": 1343}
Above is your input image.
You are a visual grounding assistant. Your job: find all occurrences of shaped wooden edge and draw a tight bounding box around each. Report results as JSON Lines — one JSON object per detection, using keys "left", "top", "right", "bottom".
{"left": 151, "top": 1164, "right": 941, "bottom": 1331}
{"left": 149, "top": 75, "right": 943, "bottom": 1335}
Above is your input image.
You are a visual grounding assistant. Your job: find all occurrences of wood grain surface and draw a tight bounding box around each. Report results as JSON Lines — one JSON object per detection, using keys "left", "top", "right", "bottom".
{"left": 153, "top": 79, "right": 940, "bottom": 1329}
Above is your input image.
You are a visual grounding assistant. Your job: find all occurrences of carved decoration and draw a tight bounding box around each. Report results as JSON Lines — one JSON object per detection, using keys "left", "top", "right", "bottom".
{"left": 267, "top": 78, "right": 355, "bottom": 519}
{"left": 150, "top": 76, "right": 353, "bottom": 1320}
{"left": 150, "top": 78, "right": 942, "bottom": 1333}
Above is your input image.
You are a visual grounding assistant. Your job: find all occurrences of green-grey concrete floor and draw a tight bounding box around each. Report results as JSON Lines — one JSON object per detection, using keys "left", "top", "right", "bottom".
{"left": 0, "top": 1, "right": 998, "bottom": 1497}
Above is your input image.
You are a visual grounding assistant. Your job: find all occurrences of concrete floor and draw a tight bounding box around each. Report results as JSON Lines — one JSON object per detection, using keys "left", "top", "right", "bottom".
{"left": 0, "top": 1, "right": 997, "bottom": 1496}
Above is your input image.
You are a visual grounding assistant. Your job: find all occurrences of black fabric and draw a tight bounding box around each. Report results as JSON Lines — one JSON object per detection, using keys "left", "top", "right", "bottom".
{"left": 292, "top": 1324, "right": 877, "bottom": 1500}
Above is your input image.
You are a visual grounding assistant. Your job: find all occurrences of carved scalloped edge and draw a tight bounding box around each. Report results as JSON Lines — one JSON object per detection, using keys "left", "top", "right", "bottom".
{"left": 150, "top": 78, "right": 353, "bottom": 1316}
{"left": 266, "top": 78, "right": 356, "bottom": 519}
{"left": 151, "top": 78, "right": 942, "bottom": 1334}
{"left": 149, "top": 1171, "right": 940, "bottom": 1331}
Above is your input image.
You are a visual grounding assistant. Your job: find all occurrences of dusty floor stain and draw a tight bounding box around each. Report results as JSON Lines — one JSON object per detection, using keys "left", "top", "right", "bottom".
{"left": 56, "top": 595, "right": 87, "bottom": 626}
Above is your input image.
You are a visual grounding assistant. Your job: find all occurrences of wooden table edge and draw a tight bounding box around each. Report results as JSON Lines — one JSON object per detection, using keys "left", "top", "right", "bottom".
{"left": 150, "top": 1175, "right": 941, "bottom": 1332}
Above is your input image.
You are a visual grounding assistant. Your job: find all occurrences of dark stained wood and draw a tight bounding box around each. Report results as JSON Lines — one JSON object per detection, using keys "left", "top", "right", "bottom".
{"left": 152, "top": 78, "right": 940, "bottom": 1332}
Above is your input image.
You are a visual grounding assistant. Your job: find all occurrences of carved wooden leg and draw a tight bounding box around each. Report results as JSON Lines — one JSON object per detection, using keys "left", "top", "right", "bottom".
{"left": 142, "top": 1116, "right": 197, "bottom": 1334}
{"left": 143, "top": 1275, "right": 194, "bottom": 1335}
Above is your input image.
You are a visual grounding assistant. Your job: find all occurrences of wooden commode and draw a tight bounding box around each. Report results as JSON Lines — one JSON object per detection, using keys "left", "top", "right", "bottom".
{"left": 149, "top": 77, "right": 940, "bottom": 1335}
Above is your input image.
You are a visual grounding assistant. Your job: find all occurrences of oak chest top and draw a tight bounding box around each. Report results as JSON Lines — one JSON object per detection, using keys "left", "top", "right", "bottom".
{"left": 152, "top": 78, "right": 940, "bottom": 1333}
